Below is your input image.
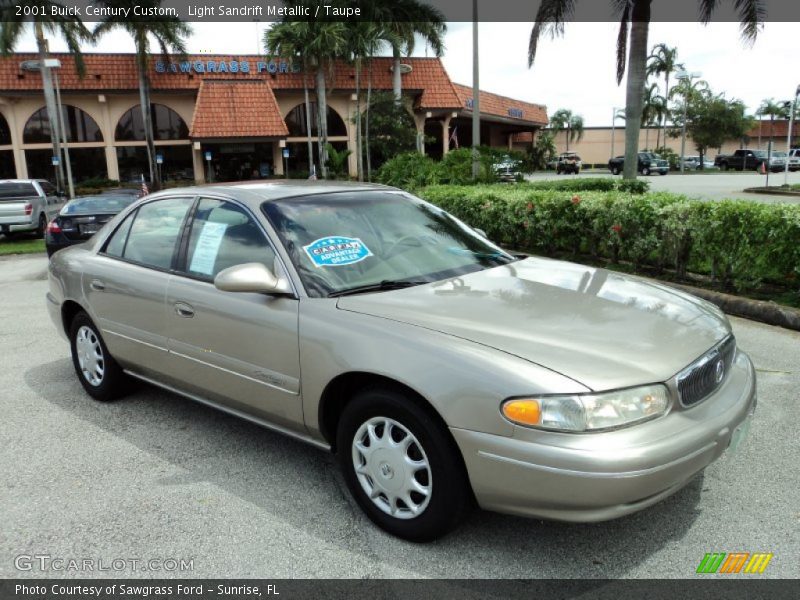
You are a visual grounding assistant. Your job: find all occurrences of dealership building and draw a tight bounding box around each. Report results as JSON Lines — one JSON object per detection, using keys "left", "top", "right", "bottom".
{"left": 0, "top": 53, "right": 547, "bottom": 184}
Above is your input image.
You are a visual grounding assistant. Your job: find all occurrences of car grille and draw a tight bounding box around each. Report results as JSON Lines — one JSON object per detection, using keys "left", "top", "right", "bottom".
{"left": 676, "top": 336, "right": 736, "bottom": 407}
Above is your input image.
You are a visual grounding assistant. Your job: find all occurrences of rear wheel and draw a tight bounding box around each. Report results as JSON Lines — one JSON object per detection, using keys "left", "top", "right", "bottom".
{"left": 69, "top": 311, "right": 127, "bottom": 401}
{"left": 611, "top": 166, "right": 620, "bottom": 175}
{"left": 720, "top": 162, "right": 729, "bottom": 171}
{"left": 36, "top": 214, "right": 47, "bottom": 238}
{"left": 642, "top": 167, "right": 651, "bottom": 176}
{"left": 337, "top": 386, "right": 472, "bottom": 542}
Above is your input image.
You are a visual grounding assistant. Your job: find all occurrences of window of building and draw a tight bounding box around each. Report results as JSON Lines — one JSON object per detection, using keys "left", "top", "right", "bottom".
{"left": 116, "top": 145, "right": 193, "bottom": 184}
{"left": 285, "top": 102, "right": 347, "bottom": 137}
{"left": 115, "top": 104, "right": 189, "bottom": 141}
{"left": 23, "top": 105, "right": 103, "bottom": 144}
{"left": 0, "top": 112, "right": 11, "bottom": 145}
{"left": 184, "top": 198, "right": 275, "bottom": 280}
{"left": 0, "top": 151, "right": 14, "bottom": 178}
{"left": 25, "top": 148, "right": 108, "bottom": 183}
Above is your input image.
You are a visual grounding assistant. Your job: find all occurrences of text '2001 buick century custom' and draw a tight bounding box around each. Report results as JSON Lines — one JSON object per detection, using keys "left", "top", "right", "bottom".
{"left": 47, "top": 182, "right": 757, "bottom": 541}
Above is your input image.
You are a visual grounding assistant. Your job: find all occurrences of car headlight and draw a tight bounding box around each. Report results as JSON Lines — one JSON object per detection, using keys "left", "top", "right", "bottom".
{"left": 501, "top": 384, "right": 670, "bottom": 432}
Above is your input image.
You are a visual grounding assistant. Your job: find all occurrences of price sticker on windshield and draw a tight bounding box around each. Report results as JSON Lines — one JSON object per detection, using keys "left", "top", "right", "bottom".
{"left": 303, "top": 236, "right": 373, "bottom": 267}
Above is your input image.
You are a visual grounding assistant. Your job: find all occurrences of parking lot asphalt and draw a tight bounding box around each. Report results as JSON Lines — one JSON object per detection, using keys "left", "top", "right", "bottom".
{"left": 527, "top": 170, "right": 800, "bottom": 203}
{"left": 1, "top": 254, "right": 798, "bottom": 579}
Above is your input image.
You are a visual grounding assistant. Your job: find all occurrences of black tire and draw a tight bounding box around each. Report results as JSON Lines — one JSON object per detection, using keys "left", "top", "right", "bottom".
{"left": 336, "top": 386, "right": 472, "bottom": 542}
{"left": 720, "top": 162, "right": 729, "bottom": 171}
{"left": 641, "top": 167, "right": 651, "bottom": 176}
{"left": 36, "top": 214, "right": 47, "bottom": 238}
{"left": 69, "top": 311, "right": 127, "bottom": 401}
{"left": 611, "top": 166, "right": 620, "bottom": 175}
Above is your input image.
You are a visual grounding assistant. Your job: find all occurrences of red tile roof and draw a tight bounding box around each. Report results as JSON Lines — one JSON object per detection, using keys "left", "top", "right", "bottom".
{"left": 452, "top": 83, "right": 548, "bottom": 126}
{"left": 190, "top": 80, "right": 288, "bottom": 138}
{"left": 0, "top": 53, "right": 464, "bottom": 109}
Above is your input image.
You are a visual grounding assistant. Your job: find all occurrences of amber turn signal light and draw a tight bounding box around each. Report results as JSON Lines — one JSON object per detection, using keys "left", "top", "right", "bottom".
{"left": 502, "top": 399, "right": 542, "bottom": 426}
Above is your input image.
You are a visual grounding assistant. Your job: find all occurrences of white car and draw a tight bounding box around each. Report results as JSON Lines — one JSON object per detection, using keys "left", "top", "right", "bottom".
{"left": 681, "top": 156, "right": 715, "bottom": 170}
{"left": 786, "top": 149, "right": 800, "bottom": 172}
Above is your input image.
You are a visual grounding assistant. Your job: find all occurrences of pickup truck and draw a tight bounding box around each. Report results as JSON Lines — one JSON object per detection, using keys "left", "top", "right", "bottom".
{"left": 608, "top": 152, "right": 669, "bottom": 175}
{"left": 714, "top": 149, "right": 781, "bottom": 172}
{"left": 0, "top": 179, "right": 63, "bottom": 238}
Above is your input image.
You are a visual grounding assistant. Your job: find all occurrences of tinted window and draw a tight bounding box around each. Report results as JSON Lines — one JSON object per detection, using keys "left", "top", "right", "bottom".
{"left": 0, "top": 182, "right": 37, "bottom": 199}
{"left": 39, "top": 181, "right": 57, "bottom": 196}
{"left": 23, "top": 105, "right": 103, "bottom": 143}
{"left": 115, "top": 104, "right": 189, "bottom": 141}
{"left": 285, "top": 102, "right": 347, "bottom": 137}
{"left": 104, "top": 211, "right": 136, "bottom": 258}
{"left": 185, "top": 198, "right": 275, "bottom": 280}
{"left": 0, "top": 112, "right": 10, "bottom": 145}
{"left": 121, "top": 197, "right": 193, "bottom": 269}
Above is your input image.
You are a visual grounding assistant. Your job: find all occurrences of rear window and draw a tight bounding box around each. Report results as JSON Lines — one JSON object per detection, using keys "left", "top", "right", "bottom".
{"left": 0, "top": 182, "right": 37, "bottom": 199}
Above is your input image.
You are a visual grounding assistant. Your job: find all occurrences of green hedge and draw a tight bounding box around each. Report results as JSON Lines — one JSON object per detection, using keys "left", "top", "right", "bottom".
{"left": 418, "top": 185, "right": 800, "bottom": 293}
{"left": 525, "top": 177, "right": 650, "bottom": 194}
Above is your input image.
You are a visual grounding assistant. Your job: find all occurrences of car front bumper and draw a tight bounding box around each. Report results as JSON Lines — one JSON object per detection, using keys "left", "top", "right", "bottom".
{"left": 451, "top": 350, "right": 757, "bottom": 522}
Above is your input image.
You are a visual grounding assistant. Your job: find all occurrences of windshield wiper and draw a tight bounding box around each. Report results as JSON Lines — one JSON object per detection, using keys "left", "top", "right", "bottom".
{"left": 328, "top": 279, "right": 428, "bottom": 298}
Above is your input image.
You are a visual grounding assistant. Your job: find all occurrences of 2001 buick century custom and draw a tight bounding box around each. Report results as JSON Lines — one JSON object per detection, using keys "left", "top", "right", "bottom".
{"left": 47, "top": 182, "right": 757, "bottom": 541}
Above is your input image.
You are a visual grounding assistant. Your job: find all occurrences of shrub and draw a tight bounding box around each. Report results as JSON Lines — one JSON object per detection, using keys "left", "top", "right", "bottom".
{"left": 524, "top": 178, "right": 649, "bottom": 194}
{"left": 374, "top": 152, "right": 440, "bottom": 190}
{"left": 417, "top": 184, "right": 800, "bottom": 293}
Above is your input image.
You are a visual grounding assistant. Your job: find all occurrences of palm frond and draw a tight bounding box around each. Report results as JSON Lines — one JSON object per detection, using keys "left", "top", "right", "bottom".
{"left": 528, "top": 0, "right": 575, "bottom": 67}
{"left": 615, "top": 2, "right": 631, "bottom": 85}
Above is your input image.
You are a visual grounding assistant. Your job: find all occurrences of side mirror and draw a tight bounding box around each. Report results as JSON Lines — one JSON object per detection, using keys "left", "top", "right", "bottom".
{"left": 473, "top": 227, "right": 488, "bottom": 239}
{"left": 214, "top": 262, "right": 291, "bottom": 295}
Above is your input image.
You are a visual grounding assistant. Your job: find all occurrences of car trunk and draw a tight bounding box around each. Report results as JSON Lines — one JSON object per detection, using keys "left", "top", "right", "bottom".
{"left": 0, "top": 182, "right": 38, "bottom": 222}
{"left": 56, "top": 213, "right": 116, "bottom": 241}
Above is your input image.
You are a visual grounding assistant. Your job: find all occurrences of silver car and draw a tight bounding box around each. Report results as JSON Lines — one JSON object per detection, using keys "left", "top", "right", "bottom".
{"left": 47, "top": 182, "right": 757, "bottom": 541}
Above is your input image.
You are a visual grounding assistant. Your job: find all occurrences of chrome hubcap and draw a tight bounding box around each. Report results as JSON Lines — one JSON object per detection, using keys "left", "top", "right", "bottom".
{"left": 352, "top": 417, "right": 432, "bottom": 519}
{"left": 75, "top": 325, "right": 104, "bottom": 387}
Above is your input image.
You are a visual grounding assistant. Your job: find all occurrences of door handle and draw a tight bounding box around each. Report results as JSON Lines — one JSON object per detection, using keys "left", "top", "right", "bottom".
{"left": 174, "top": 302, "right": 195, "bottom": 318}
{"left": 89, "top": 279, "right": 105, "bottom": 291}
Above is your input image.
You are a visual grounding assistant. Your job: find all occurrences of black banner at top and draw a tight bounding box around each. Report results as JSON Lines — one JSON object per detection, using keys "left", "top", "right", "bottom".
{"left": 2, "top": 0, "right": 800, "bottom": 23}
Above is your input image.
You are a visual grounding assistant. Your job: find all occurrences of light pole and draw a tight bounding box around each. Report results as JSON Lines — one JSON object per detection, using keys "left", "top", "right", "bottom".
{"left": 51, "top": 63, "right": 75, "bottom": 199}
{"left": 785, "top": 85, "right": 800, "bottom": 185}
{"left": 676, "top": 71, "right": 701, "bottom": 173}
{"left": 471, "top": 0, "right": 480, "bottom": 181}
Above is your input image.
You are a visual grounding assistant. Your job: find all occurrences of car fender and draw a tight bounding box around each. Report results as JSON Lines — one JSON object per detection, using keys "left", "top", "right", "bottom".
{"left": 298, "top": 299, "right": 589, "bottom": 442}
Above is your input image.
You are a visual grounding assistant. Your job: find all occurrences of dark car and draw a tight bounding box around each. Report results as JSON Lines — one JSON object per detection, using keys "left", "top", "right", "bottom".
{"left": 45, "top": 190, "right": 142, "bottom": 257}
{"left": 608, "top": 152, "right": 669, "bottom": 176}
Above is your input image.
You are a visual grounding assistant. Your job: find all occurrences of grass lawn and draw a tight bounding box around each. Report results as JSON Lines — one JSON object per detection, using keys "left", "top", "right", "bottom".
{"left": 0, "top": 237, "right": 46, "bottom": 256}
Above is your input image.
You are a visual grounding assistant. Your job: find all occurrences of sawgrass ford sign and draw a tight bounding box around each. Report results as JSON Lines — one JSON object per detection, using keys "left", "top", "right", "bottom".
{"left": 155, "top": 59, "right": 300, "bottom": 74}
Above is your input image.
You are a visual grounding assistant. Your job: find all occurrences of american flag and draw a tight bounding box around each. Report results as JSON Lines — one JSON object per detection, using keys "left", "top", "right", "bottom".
{"left": 140, "top": 174, "right": 149, "bottom": 197}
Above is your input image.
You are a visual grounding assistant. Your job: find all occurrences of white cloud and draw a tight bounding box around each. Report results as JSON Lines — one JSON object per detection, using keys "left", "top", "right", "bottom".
{"left": 10, "top": 20, "right": 797, "bottom": 125}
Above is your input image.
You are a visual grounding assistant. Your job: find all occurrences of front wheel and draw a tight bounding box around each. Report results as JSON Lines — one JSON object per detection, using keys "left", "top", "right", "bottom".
{"left": 337, "top": 387, "right": 472, "bottom": 542}
{"left": 69, "top": 311, "right": 128, "bottom": 401}
{"left": 641, "top": 167, "right": 651, "bottom": 176}
{"left": 610, "top": 166, "right": 620, "bottom": 175}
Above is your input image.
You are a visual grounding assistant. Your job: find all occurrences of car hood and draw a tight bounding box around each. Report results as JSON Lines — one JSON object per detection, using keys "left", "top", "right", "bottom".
{"left": 336, "top": 257, "right": 731, "bottom": 391}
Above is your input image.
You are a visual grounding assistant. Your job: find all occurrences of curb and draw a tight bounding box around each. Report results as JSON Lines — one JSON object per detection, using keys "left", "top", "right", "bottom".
{"left": 663, "top": 281, "right": 800, "bottom": 332}
{"left": 742, "top": 187, "right": 800, "bottom": 197}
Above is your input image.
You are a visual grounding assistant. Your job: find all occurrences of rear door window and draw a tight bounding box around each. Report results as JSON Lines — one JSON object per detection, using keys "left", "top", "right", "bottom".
{"left": 119, "top": 197, "right": 193, "bottom": 270}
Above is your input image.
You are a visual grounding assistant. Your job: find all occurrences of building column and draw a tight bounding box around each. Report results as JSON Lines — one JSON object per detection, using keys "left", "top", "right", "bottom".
{"left": 97, "top": 95, "right": 118, "bottom": 181}
{"left": 191, "top": 143, "right": 205, "bottom": 184}
{"left": 273, "top": 142, "right": 284, "bottom": 176}
{"left": 3, "top": 102, "right": 26, "bottom": 178}
{"left": 441, "top": 116, "right": 452, "bottom": 156}
{"left": 507, "top": 134, "right": 513, "bottom": 151}
{"left": 414, "top": 113, "right": 428, "bottom": 155}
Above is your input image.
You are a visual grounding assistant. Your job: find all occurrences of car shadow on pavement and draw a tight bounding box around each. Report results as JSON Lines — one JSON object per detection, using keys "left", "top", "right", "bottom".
{"left": 26, "top": 358, "right": 703, "bottom": 578}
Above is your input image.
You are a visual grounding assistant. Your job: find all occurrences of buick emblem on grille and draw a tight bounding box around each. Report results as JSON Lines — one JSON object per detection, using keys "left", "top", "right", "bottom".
{"left": 714, "top": 359, "right": 724, "bottom": 383}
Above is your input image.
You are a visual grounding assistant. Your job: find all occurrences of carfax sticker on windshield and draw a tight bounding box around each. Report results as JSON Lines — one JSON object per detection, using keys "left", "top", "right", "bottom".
{"left": 304, "top": 236, "right": 373, "bottom": 267}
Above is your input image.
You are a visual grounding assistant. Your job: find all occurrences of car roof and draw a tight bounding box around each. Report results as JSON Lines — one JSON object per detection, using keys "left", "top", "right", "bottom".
{"left": 144, "top": 180, "right": 396, "bottom": 208}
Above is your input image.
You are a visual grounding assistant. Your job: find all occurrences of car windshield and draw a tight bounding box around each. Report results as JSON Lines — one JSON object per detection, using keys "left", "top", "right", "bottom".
{"left": 262, "top": 191, "right": 515, "bottom": 298}
{"left": 752, "top": 151, "right": 767, "bottom": 158}
{"left": 62, "top": 194, "right": 138, "bottom": 215}
{"left": 771, "top": 152, "right": 787, "bottom": 158}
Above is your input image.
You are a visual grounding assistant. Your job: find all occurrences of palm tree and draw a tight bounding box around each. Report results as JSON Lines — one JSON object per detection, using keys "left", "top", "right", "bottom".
{"left": 549, "top": 108, "right": 584, "bottom": 152}
{"left": 92, "top": 1, "right": 191, "bottom": 190}
{"left": 641, "top": 82, "right": 667, "bottom": 149}
{"left": 646, "top": 43, "right": 683, "bottom": 149}
{"left": 528, "top": 0, "right": 763, "bottom": 179}
{"left": 265, "top": 22, "right": 316, "bottom": 177}
{"left": 376, "top": 1, "right": 446, "bottom": 104}
{"left": 0, "top": 7, "right": 91, "bottom": 191}
{"left": 757, "top": 98, "right": 789, "bottom": 151}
